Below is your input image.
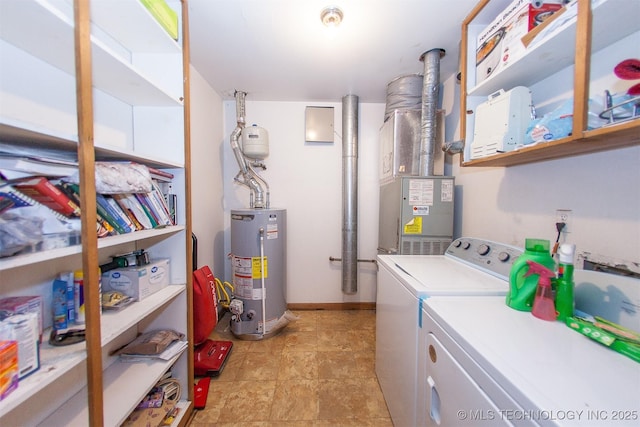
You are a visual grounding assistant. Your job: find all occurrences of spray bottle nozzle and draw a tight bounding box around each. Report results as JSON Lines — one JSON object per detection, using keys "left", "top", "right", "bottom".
{"left": 524, "top": 260, "right": 556, "bottom": 287}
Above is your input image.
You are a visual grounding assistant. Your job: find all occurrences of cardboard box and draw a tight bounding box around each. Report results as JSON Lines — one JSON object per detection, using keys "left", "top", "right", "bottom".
{"left": 0, "top": 312, "right": 40, "bottom": 379}
{"left": 476, "top": 0, "right": 563, "bottom": 84}
{"left": 102, "top": 259, "right": 170, "bottom": 302}
{"left": 0, "top": 296, "right": 43, "bottom": 342}
{"left": 0, "top": 341, "right": 19, "bottom": 401}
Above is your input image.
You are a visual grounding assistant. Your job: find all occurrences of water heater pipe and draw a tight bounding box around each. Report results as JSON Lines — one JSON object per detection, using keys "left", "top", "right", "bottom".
{"left": 419, "top": 48, "right": 445, "bottom": 176}
{"left": 342, "top": 94, "right": 359, "bottom": 294}
{"left": 259, "top": 227, "right": 266, "bottom": 336}
{"left": 230, "top": 91, "right": 268, "bottom": 208}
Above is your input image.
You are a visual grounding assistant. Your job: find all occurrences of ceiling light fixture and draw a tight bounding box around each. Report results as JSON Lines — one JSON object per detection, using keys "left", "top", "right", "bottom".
{"left": 321, "top": 6, "right": 343, "bottom": 27}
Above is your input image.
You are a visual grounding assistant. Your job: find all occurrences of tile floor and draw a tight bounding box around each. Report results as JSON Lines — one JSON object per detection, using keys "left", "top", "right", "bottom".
{"left": 189, "top": 310, "right": 392, "bottom": 426}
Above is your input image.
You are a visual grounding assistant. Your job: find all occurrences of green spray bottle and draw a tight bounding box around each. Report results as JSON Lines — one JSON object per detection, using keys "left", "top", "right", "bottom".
{"left": 506, "top": 238, "right": 556, "bottom": 311}
{"left": 555, "top": 243, "right": 576, "bottom": 321}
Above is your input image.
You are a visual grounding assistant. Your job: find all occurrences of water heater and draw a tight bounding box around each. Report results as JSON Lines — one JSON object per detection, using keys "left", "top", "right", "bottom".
{"left": 229, "top": 208, "right": 287, "bottom": 339}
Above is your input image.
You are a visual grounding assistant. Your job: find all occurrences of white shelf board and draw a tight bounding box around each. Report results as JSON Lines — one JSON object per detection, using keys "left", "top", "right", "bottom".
{"left": 93, "top": 142, "right": 185, "bottom": 169}
{"left": 101, "top": 284, "right": 186, "bottom": 345}
{"left": 91, "top": 36, "right": 183, "bottom": 106}
{"left": 468, "top": 0, "right": 640, "bottom": 97}
{"left": 0, "top": 285, "right": 185, "bottom": 418}
{"left": 0, "top": 336, "right": 86, "bottom": 418}
{"left": 43, "top": 348, "right": 187, "bottom": 427}
{"left": 0, "top": 0, "right": 181, "bottom": 107}
{"left": 0, "top": 118, "right": 78, "bottom": 149}
{"left": 0, "top": 120, "right": 185, "bottom": 169}
{"left": 90, "top": 0, "right": 181, "bottom": 53}
{"left": 0, "top": 226, "right": 185, "bottom": 272}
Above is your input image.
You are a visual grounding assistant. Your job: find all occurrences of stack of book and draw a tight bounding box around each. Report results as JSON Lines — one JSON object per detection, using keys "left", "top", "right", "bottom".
{"left": 1, "top": 156, "right": 177, "bottom": 257}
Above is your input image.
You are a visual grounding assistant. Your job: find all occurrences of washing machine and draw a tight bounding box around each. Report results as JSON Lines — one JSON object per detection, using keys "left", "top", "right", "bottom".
{"left": 420, "top": 292, "right": 640, "bottom": 426}
{"left": 375, "top": 237, "right": 523, "bottom": 427}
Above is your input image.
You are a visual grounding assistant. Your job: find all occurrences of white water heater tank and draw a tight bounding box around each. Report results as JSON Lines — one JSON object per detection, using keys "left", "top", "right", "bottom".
{"left": 242, "top": 124, "right": 269, "bottom": 160}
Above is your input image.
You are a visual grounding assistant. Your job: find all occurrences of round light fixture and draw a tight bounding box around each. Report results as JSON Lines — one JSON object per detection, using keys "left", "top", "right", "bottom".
{"left": 321, "top": 6, "right": 343, "bottom": 27}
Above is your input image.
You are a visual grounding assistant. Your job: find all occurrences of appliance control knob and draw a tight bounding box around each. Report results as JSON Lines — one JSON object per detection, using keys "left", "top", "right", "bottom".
{"left": 453, "top": 240, "right": 462, "bottom": 248}
{"left": 477, "top": 244, "right": 490, "bottom": 255}
{"left": 462, "top": 241, "right": 471, "bottom": 250}
{"left": 498, "top": 252, "right": 510, "bottom": 262}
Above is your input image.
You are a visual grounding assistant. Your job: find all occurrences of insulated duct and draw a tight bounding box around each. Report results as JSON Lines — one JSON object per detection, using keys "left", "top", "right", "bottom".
{"left": 342, "top": 95, "right": 358, "bottom": 294}
{"left": 419, "top": 49, "right": 445, "bottom": 176}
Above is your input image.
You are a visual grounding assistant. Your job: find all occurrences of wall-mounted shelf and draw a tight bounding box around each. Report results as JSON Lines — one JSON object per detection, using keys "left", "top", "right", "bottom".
{"left": 460, "top": 0, "right": 640, "bottom": 167}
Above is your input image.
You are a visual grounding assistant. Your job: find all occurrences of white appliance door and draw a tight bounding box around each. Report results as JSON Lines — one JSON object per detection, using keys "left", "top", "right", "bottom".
{"left": 376, "top": 261, "right": 421, "bottom": 427}
{"left": 425, "top": 332, "right": 513, "bottom": 427}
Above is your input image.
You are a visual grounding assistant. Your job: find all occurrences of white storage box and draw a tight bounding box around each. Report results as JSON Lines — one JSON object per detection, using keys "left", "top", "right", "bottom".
{"left": 471, "top": 86, "right": 532, "bottom": 159}
{"left": 102, "top": 259, "right": 170, "bottom": 301}
{"left": 475, "top": 0, "right": 564, "bottom": 84}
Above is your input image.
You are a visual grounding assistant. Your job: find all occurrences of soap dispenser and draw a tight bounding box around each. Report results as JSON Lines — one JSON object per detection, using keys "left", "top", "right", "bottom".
{"left": 526, "top": 261, "right": 557, "bottom": 321}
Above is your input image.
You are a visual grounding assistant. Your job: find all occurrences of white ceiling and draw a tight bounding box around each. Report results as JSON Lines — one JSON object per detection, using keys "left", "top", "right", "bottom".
{"left": 188, "top": 0, "right": 477, "bottom": 103}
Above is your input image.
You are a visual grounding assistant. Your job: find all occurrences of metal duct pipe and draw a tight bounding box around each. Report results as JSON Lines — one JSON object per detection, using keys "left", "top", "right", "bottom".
{"left": 419, "top": 49, "right": 445, "bottom": 176}
{"left": 342, "top": 94, "right": 359, "bottom": 294}
{"left": 230, "top": 91, "right": 267, "bottom": 208}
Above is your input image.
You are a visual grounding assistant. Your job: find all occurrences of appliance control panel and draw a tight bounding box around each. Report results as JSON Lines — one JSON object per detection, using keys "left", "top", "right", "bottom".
{"left": 445, "top": 237, "right": 524, "bottom": 280}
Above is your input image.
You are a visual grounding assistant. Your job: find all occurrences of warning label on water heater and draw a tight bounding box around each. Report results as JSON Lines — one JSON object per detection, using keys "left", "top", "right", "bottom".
{"left": 231, "top": 255, "right": 269, "bottom": 300}
{"left": 252, "top": 257, "right": 268, "bottom": 278}
{"left": 266, "top": 223, "right": 279, "bottom": 239}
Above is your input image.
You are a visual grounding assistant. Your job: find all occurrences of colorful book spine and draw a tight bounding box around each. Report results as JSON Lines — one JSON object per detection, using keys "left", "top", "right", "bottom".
{"left": 14, "top": 177, "right": 80, "bottom": 217}
{"left": 134, "top": 193, "right": 160, "bottom": 228}
{"left": 143, "top": 185, "right": 172, "bottom": 226}
{"left": 113, "top": 194, "right": 154, "bottom": 230}
{"left": 105, "top": 196, "right": 137, "bottom": 231}
{"left": 95, "top": 194, "right": 130, "bottom": 234}
{"left": 150, "top": 179, "right": 174, "bottom": 225}
{"left": 58, "top": 181, "right": 116, "bottom": 237}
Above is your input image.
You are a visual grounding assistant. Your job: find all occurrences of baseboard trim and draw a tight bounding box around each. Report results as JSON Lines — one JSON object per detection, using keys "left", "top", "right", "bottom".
{"left": 287, "top": 302, "right": 376, "bottom": 311}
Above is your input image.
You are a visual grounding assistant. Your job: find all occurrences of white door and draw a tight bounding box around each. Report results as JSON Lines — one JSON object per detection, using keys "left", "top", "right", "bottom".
{"left": 424, "top": 332, "right": 514, "bottom": 426}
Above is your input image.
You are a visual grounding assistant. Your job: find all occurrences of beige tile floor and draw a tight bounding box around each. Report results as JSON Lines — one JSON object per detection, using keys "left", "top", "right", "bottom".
{"left": 189, "top": 310, "right": 392, "bottom": 426}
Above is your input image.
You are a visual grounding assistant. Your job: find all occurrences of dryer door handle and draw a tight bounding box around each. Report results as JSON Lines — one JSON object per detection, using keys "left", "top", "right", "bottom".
{"left": 427, "top": 376, "right": 441, "bottom": 425}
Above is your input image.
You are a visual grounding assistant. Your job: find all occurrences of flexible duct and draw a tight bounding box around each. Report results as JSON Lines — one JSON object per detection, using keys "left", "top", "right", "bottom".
{"left": 419, "top": 49, "right": 445, "bottom": 176}
{"left": 342, "top": 95, "right": 358, "bottom": 294}
{"left": 230, "top": 91, "right": 267, "bottom": 208}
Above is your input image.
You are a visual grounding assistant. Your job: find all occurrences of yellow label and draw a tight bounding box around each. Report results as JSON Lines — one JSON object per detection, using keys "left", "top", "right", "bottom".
{"left": 404, "top": 217, "right": 423, "bottom": 234}
{"left": 252, "top": 257, "right": 268, "bottom": 279}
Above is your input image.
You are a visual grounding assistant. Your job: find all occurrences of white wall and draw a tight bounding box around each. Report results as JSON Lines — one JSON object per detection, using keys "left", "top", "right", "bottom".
{"left": 222, "top": 100, "right": 385, "bottom": 303}
{"left": 442, "top": 73, "right": 640, "bottom": 268}
{"left": 190, "top": 69, "right": 638, "bottom": 307}
{"left": 189, "top": 66, "right": 226, "bottom": 276}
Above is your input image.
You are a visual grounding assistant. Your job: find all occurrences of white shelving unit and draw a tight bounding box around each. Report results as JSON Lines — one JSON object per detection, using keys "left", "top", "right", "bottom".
{"left": 460, "top": 0, "right": 640, "bottom": 167}
{"left": 0, "top": 1, "right": 193, "bottom": 425}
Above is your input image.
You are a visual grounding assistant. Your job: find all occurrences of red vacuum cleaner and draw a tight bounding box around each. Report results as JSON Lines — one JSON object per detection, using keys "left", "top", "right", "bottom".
{"left": 192, "top": 234, "right": 233, "bottom": 409}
